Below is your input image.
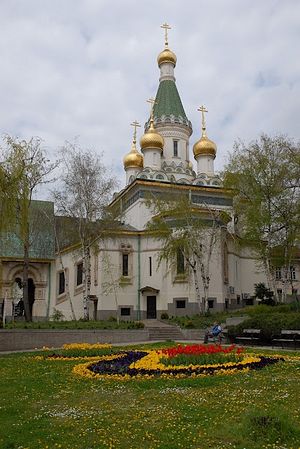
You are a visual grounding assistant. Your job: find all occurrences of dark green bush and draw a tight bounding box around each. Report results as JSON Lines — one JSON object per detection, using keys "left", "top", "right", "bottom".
{"left": 228, "top": 312, "right": 300, "bottom": 343}
{"left": 160, "top": 312, "right": 169, "bottom": 320}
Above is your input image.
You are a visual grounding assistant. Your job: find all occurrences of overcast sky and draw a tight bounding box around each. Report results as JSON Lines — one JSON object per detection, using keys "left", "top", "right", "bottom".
{"left": 1, "top": 0, "right": 299, "bottom": 196}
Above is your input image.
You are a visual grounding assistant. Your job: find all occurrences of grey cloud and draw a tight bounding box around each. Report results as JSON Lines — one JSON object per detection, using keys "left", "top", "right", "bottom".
{"left": 0, "top": 0, "right": 299, "bottom": 192}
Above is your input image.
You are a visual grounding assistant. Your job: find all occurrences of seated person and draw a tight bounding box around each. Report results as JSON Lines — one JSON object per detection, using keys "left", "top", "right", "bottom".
{"left": 204, "top": 322, "right": 222, "bottom": 343}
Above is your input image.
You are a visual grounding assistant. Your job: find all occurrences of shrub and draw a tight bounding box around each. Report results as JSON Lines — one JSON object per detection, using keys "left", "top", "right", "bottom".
{"left": 50, "top": 308, "right": 65, "bottom": 322}
{"left": 134, "top": 321, "right": 145, "bottom": 329}
{"left": 160, "top": 312, "right": 169, "bottom": 320}
{"left": 228, "top": 312, "right": 300, "bottom": 343}
{"left": 184, "top": 320, "right": 195, "bottom": 329}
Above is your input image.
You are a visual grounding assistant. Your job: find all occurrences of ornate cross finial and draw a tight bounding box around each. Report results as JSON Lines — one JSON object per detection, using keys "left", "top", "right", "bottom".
{"left": 197, "top": 105, "right": 208, "bottom": 137}
{"left": 147, "top": 97, "right": 157, "bottom": 121}
{"left": 161, "top": 22, "right": 171, "bottom": 48}
{"left": 130, "top": 120, "right": 140, "bottom": 144}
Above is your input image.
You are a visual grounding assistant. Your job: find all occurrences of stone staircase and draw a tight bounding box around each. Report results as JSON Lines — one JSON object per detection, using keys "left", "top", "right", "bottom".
{"left": 142, "top": 320, "right": 185, "bottom": 341}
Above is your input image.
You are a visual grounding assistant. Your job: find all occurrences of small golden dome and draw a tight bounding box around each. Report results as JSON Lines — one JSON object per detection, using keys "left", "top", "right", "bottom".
{"left": 157, "top": 48, "right": 177, "bottom": 67}
{"left": 188, "top": 161, "right": 194, "bottom": 170}
{"left": 140, "top": 120, "right": 164, "bottom": 151}
{"left": 123, "top": 143, "right": 143, "bottom": 169}
{"left": 193, "top": 135, "right": 217, "bottom": 159}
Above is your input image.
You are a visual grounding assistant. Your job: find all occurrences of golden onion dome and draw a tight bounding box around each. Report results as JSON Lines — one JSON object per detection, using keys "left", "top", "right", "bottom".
{"left": 157, "top": 47, "right": 177, "bottom": 67}
{"left": 123, "top": 142, "right": 143, "bottom": 169}
{"left": 140, "top": 120, "right": 164, "bottom": 151}
{"left": 193, "top": 135, "right": 217, "bottom": 159}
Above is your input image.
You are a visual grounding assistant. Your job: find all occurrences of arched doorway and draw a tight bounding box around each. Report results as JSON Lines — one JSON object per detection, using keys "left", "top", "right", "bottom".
{"left": 13, "top": 277, "right": 24, "bottom": 317}
{"left": 12, "top": 277, "right": 36, "bottom": 318}
{"left": 28, "top": 278, "right": 36, "bottom": 316}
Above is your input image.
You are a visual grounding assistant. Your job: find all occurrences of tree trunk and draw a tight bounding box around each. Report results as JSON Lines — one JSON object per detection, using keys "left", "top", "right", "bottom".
{"left": 264, "top": 256, "right": 278, "bottom": 303}
{"left": 23, "top": 233, "right": 31, "bottom": 321}
{"left": 200, "top": 263, "right": 209, "bottom": 314}
{"left": 192, "top": 265, "right": 203, "bottom": 314}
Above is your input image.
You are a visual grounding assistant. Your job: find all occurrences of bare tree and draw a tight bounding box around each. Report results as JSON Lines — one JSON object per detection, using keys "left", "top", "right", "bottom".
{"left": 53, "top": 142, "right": 118, "bottom": 319}
{"left": 101, "top": 246, "right": 121, "bottom": 324}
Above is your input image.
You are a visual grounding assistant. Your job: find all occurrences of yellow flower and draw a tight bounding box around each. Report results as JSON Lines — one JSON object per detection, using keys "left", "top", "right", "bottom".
{"left": 62, "top": 343, "right": 111, "bottom": 350}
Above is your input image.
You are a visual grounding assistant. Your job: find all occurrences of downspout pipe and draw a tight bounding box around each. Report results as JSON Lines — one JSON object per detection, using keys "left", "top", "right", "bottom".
{"left": 46, "top": 262, "right": 51, "bottom": 319}
{"left": 137, "top": 234, "right": 141, "bottom": 321}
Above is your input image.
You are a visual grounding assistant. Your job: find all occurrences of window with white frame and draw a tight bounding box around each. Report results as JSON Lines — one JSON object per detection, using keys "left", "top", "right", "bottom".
{"left": 122, "top": 254, "right": 129, "bottom": 276}
{"left": 76, "top": 262, "right": 83, "bottom": 286}
{"left": 58, "top": 271, "right": 65, "bottom": 295}
{"left": 290, "top": 266, "right": 296, "bottom": 280}
{"left": 275, "top": 267, "right": 282, "bottom": 280}
{"left": 173, "top": 140, "right": 178, "bottom": 157}
{"left": 120, "top": 243, "right": 132, "bottom": 278}
{"left": 176, "top": 249, "right": 185, "bottom": 274}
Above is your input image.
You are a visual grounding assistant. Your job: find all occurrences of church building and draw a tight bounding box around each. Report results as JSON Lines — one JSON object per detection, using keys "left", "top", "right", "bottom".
{"left": 1, "top": 25, "right": 299, "bottom": 321}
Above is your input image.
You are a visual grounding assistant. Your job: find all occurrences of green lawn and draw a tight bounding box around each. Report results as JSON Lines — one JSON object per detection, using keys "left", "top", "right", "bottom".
{"left": 0, "top": 344, "right": 300, "bottom": 449}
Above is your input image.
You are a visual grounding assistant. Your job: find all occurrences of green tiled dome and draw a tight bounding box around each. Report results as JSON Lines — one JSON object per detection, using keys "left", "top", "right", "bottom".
{"left": 154, "top": 80, "right": 187, "bottom": 120}
{"left": 145, "top": 80, "right": 192, "bottom": 133}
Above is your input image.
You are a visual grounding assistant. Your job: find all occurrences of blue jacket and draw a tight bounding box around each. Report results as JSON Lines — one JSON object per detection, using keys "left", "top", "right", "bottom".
{"left": 212, "top": 325, "right": 222, "bottom": 336}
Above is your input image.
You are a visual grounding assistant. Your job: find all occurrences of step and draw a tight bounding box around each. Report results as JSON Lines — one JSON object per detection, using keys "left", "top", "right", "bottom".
{"left": 147, "top": 326, "right": 185, "bottom": 341}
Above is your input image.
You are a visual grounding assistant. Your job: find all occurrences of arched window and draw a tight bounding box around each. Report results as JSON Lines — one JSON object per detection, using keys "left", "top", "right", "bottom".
{"left": 177, "top": 249, "right": 185, "bottom": 274}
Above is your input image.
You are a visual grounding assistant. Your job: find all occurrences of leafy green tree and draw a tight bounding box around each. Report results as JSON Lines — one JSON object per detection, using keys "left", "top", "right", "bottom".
{"left": 0, "top": 136, "right": 57, "bottom": 321}
{"left": 224, "top": 134, "right": 300, "bottom": 302}
{"left": 254, "top": 282, "right": 275, "bottom": 306}
{"left": 146, "top": 194, "right": 227, "bottom": 314}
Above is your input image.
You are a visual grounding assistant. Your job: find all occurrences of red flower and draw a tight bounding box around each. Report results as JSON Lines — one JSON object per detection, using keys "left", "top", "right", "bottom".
{"left": 161, "top": 343, "right": 243, "bottom": 358}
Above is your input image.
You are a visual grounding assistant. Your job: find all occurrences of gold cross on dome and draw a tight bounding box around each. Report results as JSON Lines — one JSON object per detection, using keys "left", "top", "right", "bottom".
{"left": 197, "top": 105, "right": 208, "bottom": 136}
{"left": 130, "top": 120, "right": 141, "bottom": 143}
{"left": 147, "top": 97, "right": 157, "bottom": 120}
{"left": 161, "top": 22, "right": 171, "bottom": 47}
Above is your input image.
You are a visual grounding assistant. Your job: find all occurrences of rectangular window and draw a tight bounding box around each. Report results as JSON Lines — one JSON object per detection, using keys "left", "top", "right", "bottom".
{"left": 76, "top": 262, "right": 83, "bottom": 286}
{"left": 208, "top": 299, "right": 214, "bottom": 309}
{"left": 277, "top": 289, "right": 282, "bottom": 295}
{"left": 176, "top": 249, "right": 185, "bottom": 274}
{"left": 237, "top": 295, "right": 241, "bottom": 305}
{"left": 176, "top": 300, "right": 186, "bottom": 309}
{"left": 58, "top": 271, "right": 65, "bottom": 295}
{"left": 121, "top": 307, "right": 130, "bottom": 316}
{"left": 275, "top": 267, "right": 281, "bottom": 280}
{"left": 290, "top": 267, "right": 296, "bottom": 280}
{"left": 173, "top": 140, "right": 178, "bottom": 157}
{"left": 122, "top": 254, "right": 129, "bottom": 277}
{"left": 149, "top": 256, "right": 152, "bottom": 277}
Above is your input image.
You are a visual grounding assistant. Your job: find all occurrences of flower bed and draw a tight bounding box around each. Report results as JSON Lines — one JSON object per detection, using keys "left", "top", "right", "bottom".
{"left": 36, "top": 342, "right": 114, "bottom": 360}
{"left": 72, "top": 344, "right": 284, "bottom": 380}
